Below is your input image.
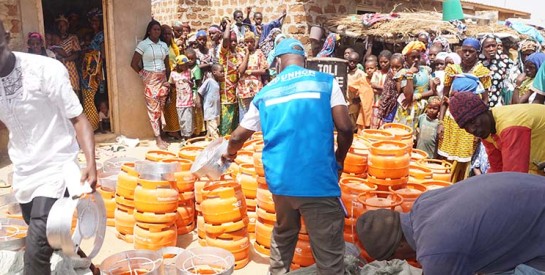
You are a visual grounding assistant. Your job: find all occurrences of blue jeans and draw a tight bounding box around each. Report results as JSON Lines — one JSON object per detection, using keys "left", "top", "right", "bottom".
{"left": 491, "top": 265, "right": 545, "bottom": 275}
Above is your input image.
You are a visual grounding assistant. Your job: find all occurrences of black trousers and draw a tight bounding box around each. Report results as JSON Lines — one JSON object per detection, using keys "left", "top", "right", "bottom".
{"left": 20, "top": 196, "right": 58, "bottom": 275}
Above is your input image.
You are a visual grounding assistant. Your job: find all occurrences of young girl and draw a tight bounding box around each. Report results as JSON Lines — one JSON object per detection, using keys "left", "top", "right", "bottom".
{"left": 98, "top": 101, "right": 110, "bottom": 133}
{"left": 169, "top": 55, "right": 194, "bottom": 140}
{"left": 431, "top": 52, "right": 448, "bottom": 98}
{"left": 416, "top": 96, "right": 441, "bottom": 158}
{"left": 370, "top": 50, "right": 392, "bottom": 129}
{"left": 377, "top": 53, "right": 404, "bottom": 126}
{"left": 27, "top": 32, "right": 56, "bottom": 58}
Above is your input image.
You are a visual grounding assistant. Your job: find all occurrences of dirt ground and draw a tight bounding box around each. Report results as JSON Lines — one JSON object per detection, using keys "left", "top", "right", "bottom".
{"left": 0, "top": 132, "right": 270, "bottom": 274}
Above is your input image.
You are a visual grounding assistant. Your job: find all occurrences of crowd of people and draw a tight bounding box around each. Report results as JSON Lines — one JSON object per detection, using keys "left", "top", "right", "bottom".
{"left": 25, "top": 8, "right": 109, "bottom": 134}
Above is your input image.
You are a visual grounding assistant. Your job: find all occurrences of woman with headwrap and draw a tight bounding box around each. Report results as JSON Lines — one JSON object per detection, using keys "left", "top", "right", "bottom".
{"left": 432, "top": 36, "right": 451, "bottom": 53}
{"left": 317, "top": 33, "right": 338, "bottom": 58}
{"left": 479, "top": 34, "right": 515, "bottom": 108}
{"left": 53, "top": 15, "right": 81, "bottom": 99}
{"left": 512, "top": 52, "right": 545, "bottom": 104}
{"left": 208, "top": 25, "right": 222, "bottom": 64}
{"left": 27, "top": 32, "right": 56, "bottom": 58}
{"left": 237, "top": 31, "right": 268, "bottom": 120}
{"left": 437, "top": 38, "right": 491, "bottom": 182}
{"left": 446, "top": 52, "right": 461, "bottom": 65}
{"left": 392, "top": 41, "right": 432, "bottom": 129}
{"left": 80, "top": 9, "right": 105, "bottom": 131}
{"left": 160, "top": 24, "right": 182, "bottom": 140}
{"left": 517, "top": 39, "right": 540, "bottom": 72}
{"left": 259, "top": 28, "right": 281, "bottom": 58}
{"left": 266, "top": 33, "right": 287, "bottom": 78}
{"left": 218, "top": 18, "right": 241, "bottom": 135}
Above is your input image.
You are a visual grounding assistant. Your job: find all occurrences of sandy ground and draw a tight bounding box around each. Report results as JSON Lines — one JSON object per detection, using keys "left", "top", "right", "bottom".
{"left": 0, "top": 133, "right": 270, "bottom": 274}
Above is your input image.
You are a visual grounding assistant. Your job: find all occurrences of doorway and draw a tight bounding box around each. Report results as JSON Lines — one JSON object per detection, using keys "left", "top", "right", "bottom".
{"left": 41, "top": 0, "right": 112, "bottom": 134}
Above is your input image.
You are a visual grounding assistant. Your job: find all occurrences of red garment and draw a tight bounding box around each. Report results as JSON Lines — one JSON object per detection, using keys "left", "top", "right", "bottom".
{"left": 482, "top": 126, "right": 531, "bottom": 173}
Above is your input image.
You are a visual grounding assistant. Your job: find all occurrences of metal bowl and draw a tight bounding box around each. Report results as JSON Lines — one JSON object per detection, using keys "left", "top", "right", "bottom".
{"left": 176, "top": 247, "right": 234, "bottom": 275}
{"left": 0, "top": 218, "right": 27, "bottom": 251}
{"left": 100, "top": 249, "right": 164, "bottom": 275}
{"left": 135, "top": 161, "right": 180, "bottom": 181}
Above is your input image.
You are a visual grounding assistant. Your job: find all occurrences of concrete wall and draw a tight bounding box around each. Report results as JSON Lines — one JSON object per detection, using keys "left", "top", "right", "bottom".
{"left": 105, "top": 0, "right": 154, "bottom": 138}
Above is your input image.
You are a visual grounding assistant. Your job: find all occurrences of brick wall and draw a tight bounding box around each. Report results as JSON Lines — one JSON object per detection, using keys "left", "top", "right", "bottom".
{"left": 1, "top": 0, "right": 24, "bottom": 51}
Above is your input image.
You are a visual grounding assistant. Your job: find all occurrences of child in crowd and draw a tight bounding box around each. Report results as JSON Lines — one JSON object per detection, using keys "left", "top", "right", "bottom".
{"left": 366, "top": 54, "right": 378, "bottom": 63}
{"left": 169, "top": 55, "right": 194, "bottom": 140}
{"left": 198, "top": 64, "right": 224, "bottom": 139}
{"left": 346, "top": 51, "right": 365, "bottom": 130}
{"left": 344, "top": 47, "right": 364, "bottom": 71}
{"left": 98, "top": 101, "right": 110, "bottom": 133}
{"left": 186, "top": 48, "right": 204, "bottom": 136}
{"left": 370, "top": 50, "right": 392, "bottom": 128}
{"left": 415, "top": 96, "right": 441, "bottom": 158}
{"left": 356, "top": 60, "right": 377, "bottom": 132}
{"left": 431, "top": 52, "right": 448, "bottom": 98}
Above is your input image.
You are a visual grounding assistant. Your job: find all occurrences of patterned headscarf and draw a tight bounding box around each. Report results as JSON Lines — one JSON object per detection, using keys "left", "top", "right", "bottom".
{"left": 520, "top": 39, "right": 540, "bottom": 53}
{"left": 196, "top": 30, "right": 207, "bottom": 38}
{"left": 27, "top": 32, "right": 44, "bottom": 42}
{"left": 526, "top": 52, "right": 545, "bottom": 70}
{"left": 433, "top": 36, "right": 451, "bottom": 53}
{"left": 55, "top": 14, "right": 69, "bottom": 25}
{"left": 87, "top": 8, "right": 102, "bottom": 20}
{"left": 447, "top": 53, "right": 461, "bottom": 65}
{"left": 259, "top": 28, "right": 281, "bottom": 57}
{"left": 402, "top": 41, "right": 426, "bottom": 56}
{"left": 479, "top": 34, "right": 497, "bottom": 49}
{"left": 435, "top": 52, "right": 448, "bottom": 62}
{"left": 317, "top": 33, "right": 338, "bottom": 58}
{"left": 462, "top": 38, "right": 481, "bottom": 51}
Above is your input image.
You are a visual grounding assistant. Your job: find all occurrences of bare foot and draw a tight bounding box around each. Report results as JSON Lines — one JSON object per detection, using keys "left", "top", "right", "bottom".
{"left": 155, "top": 137, "right": 169, "bottom": 150}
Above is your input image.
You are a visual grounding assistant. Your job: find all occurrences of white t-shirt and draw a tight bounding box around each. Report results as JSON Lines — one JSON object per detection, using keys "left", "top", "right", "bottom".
{"left": 135, "top": 38, "right": 168, "bottom": 72}
{"left": 0, "top": 52, "right": 83, "bottom": 203}
{"left": 240, "top": 80, "right": 346, "bottom": 132}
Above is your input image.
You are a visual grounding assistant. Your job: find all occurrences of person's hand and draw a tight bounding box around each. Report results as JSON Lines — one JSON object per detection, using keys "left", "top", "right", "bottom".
{"left": 221, "top": 152, "right": 237, "bottom": 163}
{"left": 282, "top": 9, "right": 287, "bottom": 16}
{"left": 81, "top": 161, "right": 97, "bottom": 192}
{"left": 163, "top": 81, "right": 170, "bottom": 87}
{"left": 409, "top": 63, "right": 419, "bottom": 74}
{"left": 433, "top": 77, "right": 441, "bottom": 86}
{"left": 443, "top": 96, "right": 450, "bottom": 105}
{"left": 246, "top": 6, "right": 252, "bottom": 13}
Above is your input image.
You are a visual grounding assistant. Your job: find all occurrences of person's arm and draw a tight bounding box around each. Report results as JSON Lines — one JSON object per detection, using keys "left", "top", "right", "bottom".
{"left": 164, "top": 55, "right": 171, "bottom": 79}
{"left": 481, "top": 139, "right": 503, "bottom": 173}
{"left": 131, "top": 52, "right": 143, "bottom": 74}
{"left": 243, "top": 7, "right": 252, "bottom": 25}
{"left": 246, "top": 51, "right": 268, "bottom": 76}
{"left": 511, "top": 74, "right": 526, "bottom": 104}
{"left": 70, "top": 114, "right": 97, "bottom": 190}
{"left": 238, "top": 48, "right": 250, "bottom": 75}
{"left": 331, "top": 81, "right": 354, "bottom": 176}
{"left": 222, "top": 19, "right": 232, "bottom": 49}
{"left": 363, "top": 37, "right": 373, "bottom": 61}
{"left": 496, "top": 126, "right": 532, "bottom": 173}
{"left": 277, "top": 9, "right": 287, "bottom": 25}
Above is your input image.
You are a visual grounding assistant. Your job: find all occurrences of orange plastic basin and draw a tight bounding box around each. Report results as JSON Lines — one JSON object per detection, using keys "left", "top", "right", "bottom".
{"left": 134, "top": 222, "right": 177, "bottom": 250}
{"left": 114, "top": 207, "right": 135, "bottom": 235}
{"left": 145, "top": 150, "right": 176, "bottom": 162}
{"left": 178, "top": 146, "right": 204, "bottom": 161}
{"left": 390, "top": 183, "right": 427, "bottom": 212}
{"left": 339, "top": 177, "right": 377, "bottom": 217}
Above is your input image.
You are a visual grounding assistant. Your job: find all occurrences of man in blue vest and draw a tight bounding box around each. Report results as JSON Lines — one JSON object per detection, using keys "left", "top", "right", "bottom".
{"left": 223, "top": 38, "right": 354, "bottom": 274}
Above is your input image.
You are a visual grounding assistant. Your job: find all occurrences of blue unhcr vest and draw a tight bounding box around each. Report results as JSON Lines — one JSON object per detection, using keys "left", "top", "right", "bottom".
{"left": 252, "top": 65, "right": 340, "bottom": 197}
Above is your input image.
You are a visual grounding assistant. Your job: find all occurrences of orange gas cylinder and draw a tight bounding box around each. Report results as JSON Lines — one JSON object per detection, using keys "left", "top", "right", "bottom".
{"left": 242, "top": 139, "right": 258, "bottom": 151}
{"left": 360, "top": 129, "right": 397, "bottom": 143}
{"left": 115, "top": 193, "right": 135, "bottom": 209}
{"left": 292, "top": 234, "right": 315, "bottom": 268}
{"left": 161, "top": 157, "right": 193, "bottom": 171}
{"left": 343, "top": 147, "right": 368, "bottom": 175}
{"left": 97, "top": 187, "right": 116, "bottom": 219}
{"left": 420, "top": 179, "right": 452, "bottom": 190}
{"left": 115, "top": 207, "right": 135, "bottom": 236}
{"left": 382, "top": 123, "right": 414, "bottom": 149}
{"left": 408, "top": 164, "right": 433, "bottom": 184}
{"left": 357, "top": 191, "right": 403, "bottom": 216}
{"left": 145, "top": 150, "right": 176, "bottom": 162}
{"left": 235, "top": 150, "right": 254, "bottom": 165}
{"left": 183, "top": 136, "right": 212, "bottom": 148}
{"left": 339, "top": 177, "right": 377, "bottom": 218}
{"left": 410, "top": 149, "right": 429, "bottom": 164}
{"left": 389, "top": 183, "right": 427, "bottom": 212}
{"left": 343, "top": 216, "right": 359, "bottom": 243}
{"left": 117, "top": 163, "right": 139, "bottom": 199}
{"left": 253, "top": 141, "right": 265, "bottom": 177}
{"left": 196, "top": 215, "right": 207, "bottom": 246}
{"left": 254, "top": 217, "right": 274, "bottom": 255}
{"left": 161, "top": 158, "right": 196, "bottom": 193}
{"left": 366, "top": 175, "right": 408, "bottom": 192}
{"left": 201, "top": 182, "right": 248, "bottom": 225}
{"left": 133, "top": 222, "right": 177, "bottom": 250}
{"left": 178, "top": 146, "right": 204, "bottom": 161}
{"left": 368, "top": 141, "right": 410, "bottom": 179}
{"left": 134, "top": 210, "right": 177, "bottom": 224}
{"left": 176, "top": 199, "right": 196, "bottom": 235}
{"left": 416, "top": 159, "right": 453, "bottom": 182}
{"left": 256, "top": 206, "right": 276, "bottom": 224}
{"left": 134, "top": 179, "right": 179, "bottom": 214}
{"left": 256, "top": 177, "right": 275, "bottom": 213}
{"left": 237, "top": 163, "right": 258, "bottom": 201}
{"left": 205, "top": 228, "right": 250, "bottom": 269}
{"left": 247, "top": 210, "right": 257, "bottom": 235}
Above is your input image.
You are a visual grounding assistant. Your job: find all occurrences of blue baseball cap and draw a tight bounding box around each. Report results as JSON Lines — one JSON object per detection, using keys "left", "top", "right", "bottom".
{"left": 274, "top": 38, "right": 306, "bottom": 58}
